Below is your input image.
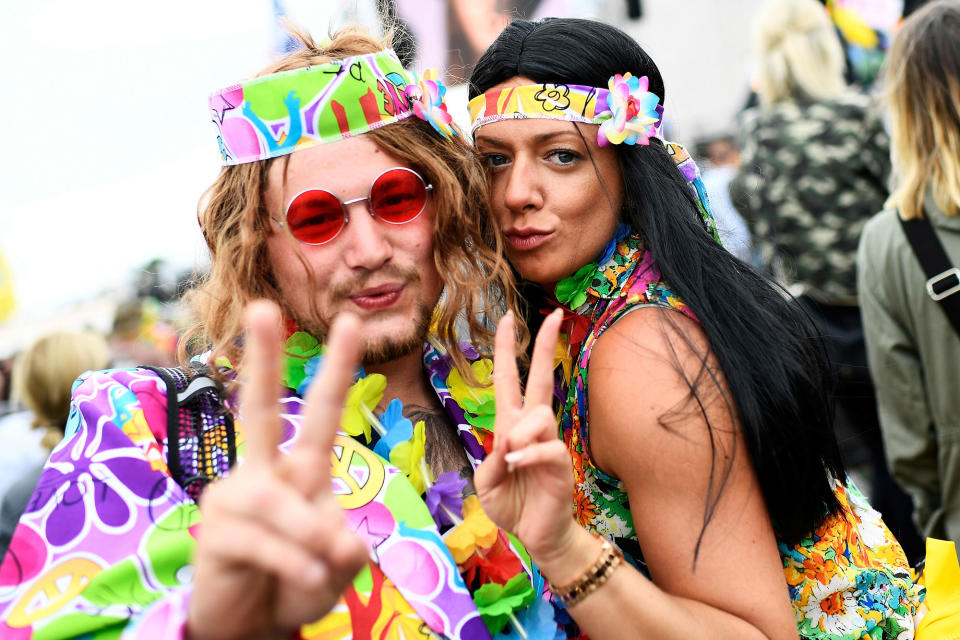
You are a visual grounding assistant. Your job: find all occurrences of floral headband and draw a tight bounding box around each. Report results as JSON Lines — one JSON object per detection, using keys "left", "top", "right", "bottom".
{"left": 209, "top": 49, "right": 454, "bottom": 165}
{"left": 468, "top": 73, "right": 663, "bottom": 147}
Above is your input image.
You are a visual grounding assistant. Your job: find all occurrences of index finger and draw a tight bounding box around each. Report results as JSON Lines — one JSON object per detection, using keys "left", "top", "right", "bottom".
{"left": 524, "top": 308, "right": 563, "bottom": 409}
{"left": 238, "top": 300, "right": 285, "bottom": 469}
{"left": 493, "top": 312, "right": 523, "bottom": 413}
{"left": 298, "top": 313, "right": 363, "bottom": 491}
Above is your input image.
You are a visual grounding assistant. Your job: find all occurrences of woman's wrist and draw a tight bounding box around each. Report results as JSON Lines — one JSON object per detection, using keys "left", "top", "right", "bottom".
{"left": 550, "top": 533, "right": 624, "bottom": 608}
{"left": 527, "top": 521, "right": 603, "bottom": 588}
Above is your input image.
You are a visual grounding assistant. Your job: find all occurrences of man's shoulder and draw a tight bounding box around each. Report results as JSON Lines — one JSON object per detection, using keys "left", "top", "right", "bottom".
{"left": 71, "top": 366, "right": 168, "bottom": 399}
{"left": 68, "top": 367, "right": 173, "bottom": 442}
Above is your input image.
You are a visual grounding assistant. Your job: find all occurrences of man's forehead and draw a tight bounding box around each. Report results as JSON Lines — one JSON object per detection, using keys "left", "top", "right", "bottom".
{"left": 266, "top": 137, "right": 402, "bottom": 200}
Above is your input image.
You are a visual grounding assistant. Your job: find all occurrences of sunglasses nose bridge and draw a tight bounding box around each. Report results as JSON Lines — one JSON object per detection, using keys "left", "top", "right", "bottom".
{"left": 340, "top": 194, "right": 376, "bottom": 220}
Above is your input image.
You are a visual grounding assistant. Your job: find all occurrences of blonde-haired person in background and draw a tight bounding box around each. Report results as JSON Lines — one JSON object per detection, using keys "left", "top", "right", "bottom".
{"left": 752, "top": 0, "right": 848, "bottom": 106}
{"left": 858, "top": 0, "right": 960, "bottom": 553}
{"left": 730, "top": 0, "right": 924, "bottom": 561}
{"left": 0, "top": 331, "right": 109, "bottom": 557}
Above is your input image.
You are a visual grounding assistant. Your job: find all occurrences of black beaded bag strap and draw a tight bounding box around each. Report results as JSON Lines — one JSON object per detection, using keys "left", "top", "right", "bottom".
{"left": 141, "top": 364, "right": 237, "bottom": 501}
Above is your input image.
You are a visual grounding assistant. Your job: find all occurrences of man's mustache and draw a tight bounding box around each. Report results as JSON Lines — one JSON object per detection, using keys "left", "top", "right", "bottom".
{"left": 325, "top": 264, "right": 422, "bottom": 300}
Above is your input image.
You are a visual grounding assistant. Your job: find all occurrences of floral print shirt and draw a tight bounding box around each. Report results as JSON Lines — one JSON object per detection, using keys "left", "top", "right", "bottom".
{"left": 554, "top": 233, "right": 924, "bottom": 640}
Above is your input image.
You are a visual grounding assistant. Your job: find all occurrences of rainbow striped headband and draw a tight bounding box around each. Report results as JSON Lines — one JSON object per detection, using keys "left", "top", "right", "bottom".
{"left": 469, "top": 73, "right": 663, "bottom": 147}
{"left": 209, "top": 50, "right": 454, "bottom": 166}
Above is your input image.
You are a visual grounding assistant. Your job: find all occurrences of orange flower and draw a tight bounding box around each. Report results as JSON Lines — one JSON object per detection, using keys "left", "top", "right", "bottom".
{"left": 802, "top": 552, "right": 838, "bottom": 585}
{"left": 573, "top": 489, "right": 598, "bottom": 527}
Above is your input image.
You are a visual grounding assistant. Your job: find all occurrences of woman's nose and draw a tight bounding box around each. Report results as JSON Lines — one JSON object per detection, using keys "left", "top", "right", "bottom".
{"left": 501, "top": 156, "right": 544, "bottom": 214}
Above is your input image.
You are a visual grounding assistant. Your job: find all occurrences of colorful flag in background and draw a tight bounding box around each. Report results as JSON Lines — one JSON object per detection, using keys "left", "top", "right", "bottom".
{"left": 0, "top": 250, "right": 16, "bottom": 323}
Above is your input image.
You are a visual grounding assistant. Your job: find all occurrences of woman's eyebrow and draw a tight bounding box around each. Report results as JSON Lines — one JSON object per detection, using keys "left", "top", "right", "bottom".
{"left": 474, "top": 130, "right": 584, "bottom": 147}
{"left": 473, "top": 134, "right": 508, "bottom": 148}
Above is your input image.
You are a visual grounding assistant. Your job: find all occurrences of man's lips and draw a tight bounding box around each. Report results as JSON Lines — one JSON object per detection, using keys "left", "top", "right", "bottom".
{"left": 348, "top": 283, "right": 405, "bottom": 310}
{"left": 503, "top": 228, "right": 555, "bottom": 251}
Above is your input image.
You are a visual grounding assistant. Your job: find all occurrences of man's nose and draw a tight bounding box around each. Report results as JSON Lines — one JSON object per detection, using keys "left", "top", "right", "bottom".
{"left": 341, "top": 200, "right": 393, "bottom": 270}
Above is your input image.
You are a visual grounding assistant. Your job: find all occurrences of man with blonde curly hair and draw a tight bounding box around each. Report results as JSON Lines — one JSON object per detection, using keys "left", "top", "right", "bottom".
{"left": 0, "top": 27, "right": 532, "bottom": 640}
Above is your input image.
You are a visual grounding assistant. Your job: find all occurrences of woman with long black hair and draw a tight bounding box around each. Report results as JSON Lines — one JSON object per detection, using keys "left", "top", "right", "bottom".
{"left": 468, "top": 16, "right": 924, "bottom": 640}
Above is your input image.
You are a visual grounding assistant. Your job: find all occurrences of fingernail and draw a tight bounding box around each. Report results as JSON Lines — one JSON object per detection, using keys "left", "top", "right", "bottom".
{"left": 551, "top": 308, "right": 563, "bottom": 319}
{"left": 504, "top": 310, "right": 514, "bottom": 319}
{"left": 504, "top": 451, "right": 524, "bottom": 471}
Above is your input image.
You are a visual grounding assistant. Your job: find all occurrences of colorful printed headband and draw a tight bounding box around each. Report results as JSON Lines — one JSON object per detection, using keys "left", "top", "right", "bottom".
{"left": 209, "top": 50, "right": 454, "bottom": 165}
{"left": 469, "top": 73, "right": 663, "bottom": 147}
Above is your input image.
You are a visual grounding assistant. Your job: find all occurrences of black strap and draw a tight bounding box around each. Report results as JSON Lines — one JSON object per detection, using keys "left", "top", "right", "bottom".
{"left": 898, "top": 214, "right": 960, "bottom": 337}
{"left": 141, "top": 365, "right": 236, "bottom": 501}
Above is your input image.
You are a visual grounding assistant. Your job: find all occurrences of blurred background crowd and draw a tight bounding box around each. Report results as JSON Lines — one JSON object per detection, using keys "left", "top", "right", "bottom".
{"left": 0, "top": 0, "right": 950, "bottom": 563}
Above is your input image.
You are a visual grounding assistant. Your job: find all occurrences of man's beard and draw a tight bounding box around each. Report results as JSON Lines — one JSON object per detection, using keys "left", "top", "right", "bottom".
{"left": 293, "top": 265, "right": 435, "bottom": 364}
{"left": 359, "top": 299, "right": 433, "bottom": 364}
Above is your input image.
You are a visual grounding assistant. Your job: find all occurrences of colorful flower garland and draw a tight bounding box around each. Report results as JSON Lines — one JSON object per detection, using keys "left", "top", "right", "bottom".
{"left": 281, "top": 331, "right": 566, "bottom": 639}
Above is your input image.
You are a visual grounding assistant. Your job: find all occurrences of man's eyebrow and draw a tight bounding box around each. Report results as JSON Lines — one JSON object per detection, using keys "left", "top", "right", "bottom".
{"left": 474, "top": 129, "right": 584, "bottom": 147}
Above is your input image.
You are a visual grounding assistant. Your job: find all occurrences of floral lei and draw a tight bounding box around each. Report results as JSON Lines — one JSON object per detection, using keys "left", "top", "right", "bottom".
{"left": 280, "top": 331, "right": 570, "bottom": 640}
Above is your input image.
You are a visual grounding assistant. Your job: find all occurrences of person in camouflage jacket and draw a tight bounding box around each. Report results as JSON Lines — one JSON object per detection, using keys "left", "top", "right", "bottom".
{"left": 729, "top": 92, "right": 891, "bottom": 304}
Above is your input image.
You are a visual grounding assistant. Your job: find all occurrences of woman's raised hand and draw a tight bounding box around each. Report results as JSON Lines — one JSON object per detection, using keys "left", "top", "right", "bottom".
{"left": 187, "top": 301, "right": 369, "bottom": 640}
{"left": 474, "top": 309, "right": 580, "bottom": 564}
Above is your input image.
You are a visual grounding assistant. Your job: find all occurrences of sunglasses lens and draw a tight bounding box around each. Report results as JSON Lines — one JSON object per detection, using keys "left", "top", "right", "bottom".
{"left": 370, "top": 169, "right": 428, "bottom": 224}
{"left": 285, "top": 190, "right": 344, "bottom": 244}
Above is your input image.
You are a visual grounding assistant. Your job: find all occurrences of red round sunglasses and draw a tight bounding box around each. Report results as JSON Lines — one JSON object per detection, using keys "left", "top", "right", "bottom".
{"left": 275, "top": 167, "right": 433, "bottom": 245}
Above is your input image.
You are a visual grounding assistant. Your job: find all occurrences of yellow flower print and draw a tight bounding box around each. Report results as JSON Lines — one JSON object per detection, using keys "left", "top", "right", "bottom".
{"left": 341, "top": 374, "right": 387, "bottom": 443}
{"left": 389, "top": 420, "right": 428, "bottom": 494}
{"left": 444, "top": 495, "right": 499, "bottom": 564}
{"left": 446, "top": 359, "right": 494, "bottom": 408}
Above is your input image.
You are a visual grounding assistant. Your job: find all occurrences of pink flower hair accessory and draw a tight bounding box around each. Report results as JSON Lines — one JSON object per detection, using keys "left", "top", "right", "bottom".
{"left": 406, "top": 69, "right": 456, "bottom": 140}
{"left": 597, "top": 73, "right": 662, "bottom": 147}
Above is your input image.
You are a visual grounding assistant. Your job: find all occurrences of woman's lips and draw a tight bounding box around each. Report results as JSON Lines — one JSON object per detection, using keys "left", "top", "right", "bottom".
{"left": 349, "top": 284, "right": 404, "bottom": 311}
{"left": 504, "top": 229, "right": 554, "bottom": 251}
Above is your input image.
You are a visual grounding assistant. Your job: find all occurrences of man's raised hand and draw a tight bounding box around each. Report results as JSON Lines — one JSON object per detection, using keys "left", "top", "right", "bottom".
{"left": 187, "top": 301, "right": 368, "bottom": 640}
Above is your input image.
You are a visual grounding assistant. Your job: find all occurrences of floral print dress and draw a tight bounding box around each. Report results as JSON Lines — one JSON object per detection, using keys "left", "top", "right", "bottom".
{"left": 553, "top": 232, "right": 924, "bottom": 640}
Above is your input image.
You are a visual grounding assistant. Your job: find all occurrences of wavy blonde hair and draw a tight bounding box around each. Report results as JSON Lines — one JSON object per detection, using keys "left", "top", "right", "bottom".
{"left": 752, "top": 0, "right": 848, "bottom": 105}
{"left": 13, "top": 331, "right": 110, "bottom": 449}
{"left": 181, "top": 26, "right": 524, "bottom": 382}
{"left": 884, "top": 0, "right": 960, "bottom": 220}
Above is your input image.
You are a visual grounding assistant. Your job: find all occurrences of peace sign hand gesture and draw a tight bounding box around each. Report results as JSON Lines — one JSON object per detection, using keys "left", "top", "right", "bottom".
{"left": 474, "top": 309, "right": 580, "bottom": 565}
{"left": 187, "top": 301, "right": 369, "bottom": 640}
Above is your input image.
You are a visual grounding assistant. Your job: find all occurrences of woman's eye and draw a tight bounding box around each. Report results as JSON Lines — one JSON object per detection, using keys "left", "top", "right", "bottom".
{"left": 484, "top": 153, "right": 509, "bottom": 168}
{"left": 548, "top": 149, "right": 579, "bottom": 165}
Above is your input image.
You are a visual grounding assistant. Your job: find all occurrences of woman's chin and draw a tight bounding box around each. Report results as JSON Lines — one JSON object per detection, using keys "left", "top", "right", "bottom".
{"left": 516, "top": 265, "right": 565, "bottom": 293}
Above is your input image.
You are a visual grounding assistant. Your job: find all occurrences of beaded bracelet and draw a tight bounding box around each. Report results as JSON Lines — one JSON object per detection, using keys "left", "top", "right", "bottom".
{"left": 551, "top": 533, "right": 624, "bottom": 607}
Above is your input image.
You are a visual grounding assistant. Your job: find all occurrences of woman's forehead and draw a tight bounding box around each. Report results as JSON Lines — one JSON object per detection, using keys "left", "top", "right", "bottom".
{"left": 473, "top": 118, "right": 595, "bottom": 148}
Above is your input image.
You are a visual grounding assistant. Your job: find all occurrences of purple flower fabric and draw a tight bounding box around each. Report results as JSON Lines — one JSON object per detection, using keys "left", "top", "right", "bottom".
{"left": 426, "top": 470, "right": 467, "bottom": 527}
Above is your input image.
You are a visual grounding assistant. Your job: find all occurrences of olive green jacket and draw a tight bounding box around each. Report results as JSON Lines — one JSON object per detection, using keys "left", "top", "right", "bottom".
{"left": 857, "top": 195, "right": 960, "bottom": 545}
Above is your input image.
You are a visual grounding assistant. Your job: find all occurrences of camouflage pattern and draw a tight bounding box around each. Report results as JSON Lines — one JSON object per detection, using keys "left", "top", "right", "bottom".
{"left": 730, "top": 93, "right": 890, "bottom": 304}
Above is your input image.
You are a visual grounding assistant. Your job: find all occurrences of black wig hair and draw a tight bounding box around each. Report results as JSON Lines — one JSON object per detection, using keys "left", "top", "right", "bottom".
{"left": 470, "top": 18, "right": 846, "bottom": 547}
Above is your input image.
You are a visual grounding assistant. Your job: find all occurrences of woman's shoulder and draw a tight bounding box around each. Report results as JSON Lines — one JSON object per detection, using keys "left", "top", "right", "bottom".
{"left": 587, "top": 306, "right": 718, "bottom": 440}
{"left": 593, "top": 304, "right": 708, "bottom": 364}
